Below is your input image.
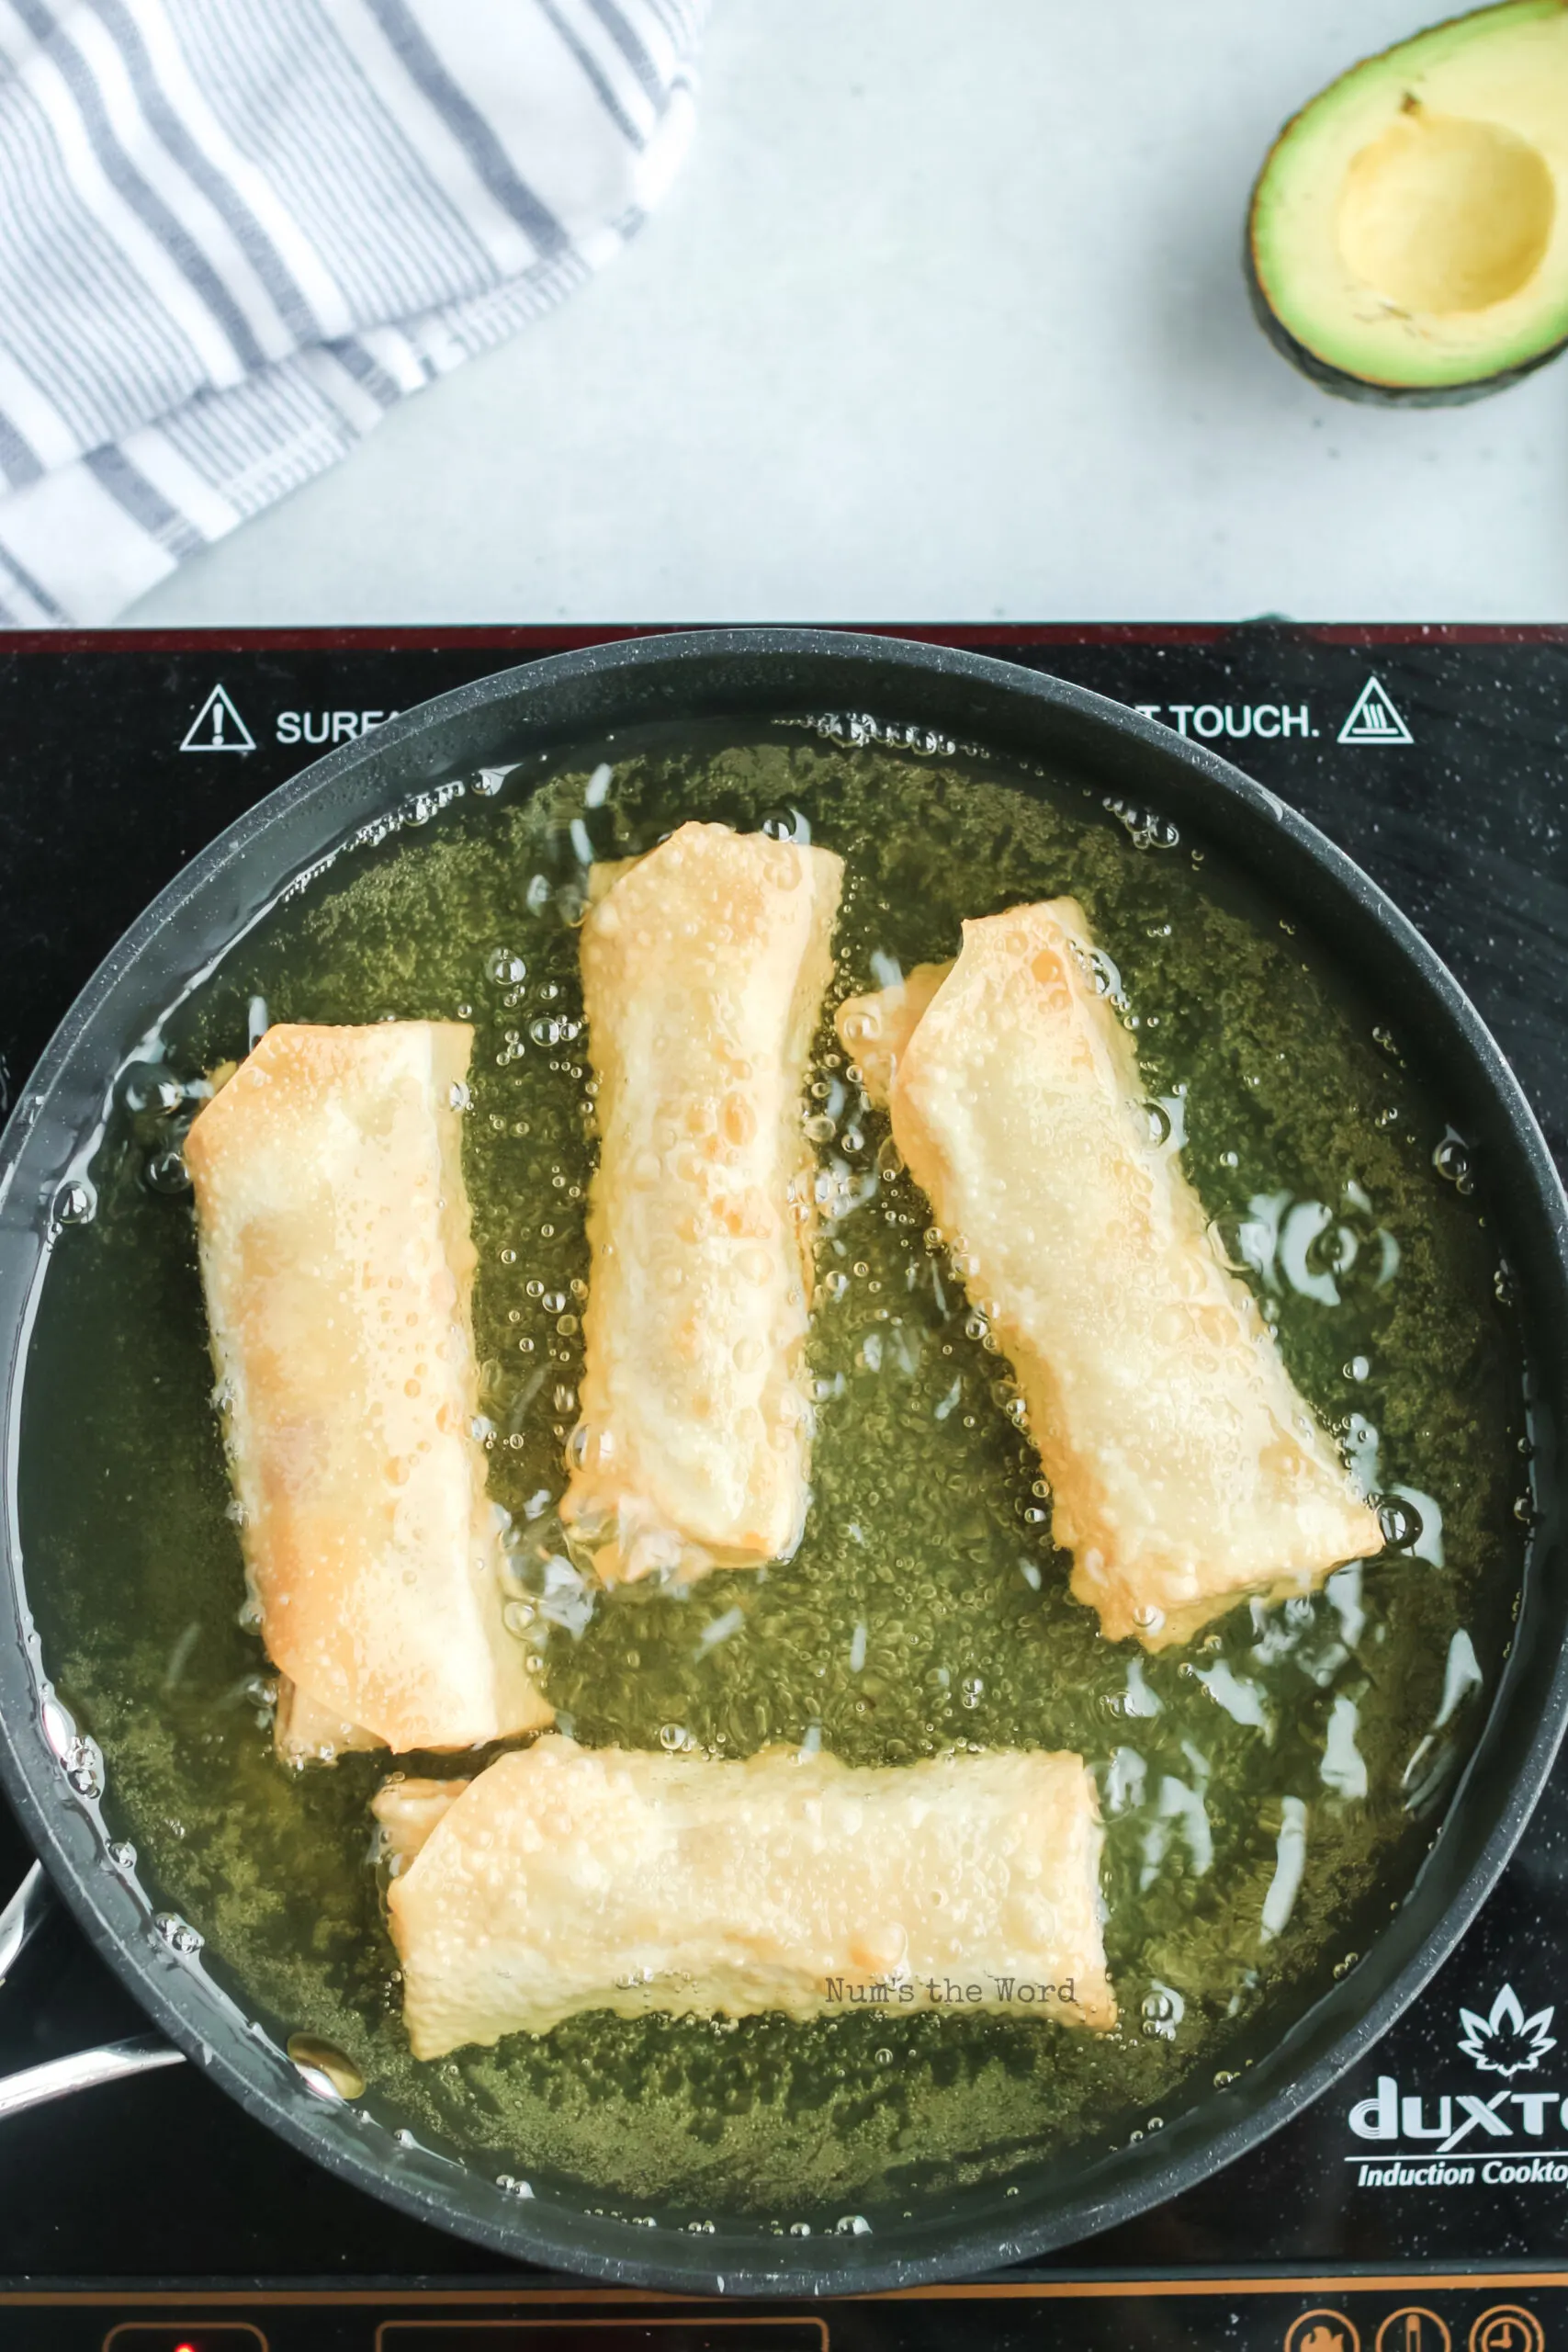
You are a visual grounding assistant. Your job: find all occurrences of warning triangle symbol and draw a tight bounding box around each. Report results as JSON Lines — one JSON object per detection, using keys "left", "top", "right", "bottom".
{"left": 180, "top": 682, "right": 256, "bottom": 754}
{"left": 1337, "top": 674, "right": 1412, "bottom": 747}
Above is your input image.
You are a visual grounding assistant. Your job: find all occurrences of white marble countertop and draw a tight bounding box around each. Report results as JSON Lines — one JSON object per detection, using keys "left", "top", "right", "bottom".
{"left": 126, "top": 0, "right": 1567, "bottom": 628}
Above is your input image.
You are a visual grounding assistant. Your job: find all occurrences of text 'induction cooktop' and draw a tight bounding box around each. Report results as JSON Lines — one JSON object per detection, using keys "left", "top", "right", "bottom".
{"left": 1, "top": 623, "right": 1566, "bottom": 2352}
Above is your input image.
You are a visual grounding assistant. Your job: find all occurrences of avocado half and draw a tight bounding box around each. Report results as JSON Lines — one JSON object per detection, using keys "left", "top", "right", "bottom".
{"left": 1247, "top": 0, "right": 1568, "bottom": 404}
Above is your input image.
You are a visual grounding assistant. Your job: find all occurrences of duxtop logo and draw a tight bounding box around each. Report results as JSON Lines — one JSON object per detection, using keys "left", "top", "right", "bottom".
{"left": 1456, "top": 1986, "right": 1557, "bottom": 2078}
{"left": 1349, "top": 1986, "right": 1568, "bottom": 2191}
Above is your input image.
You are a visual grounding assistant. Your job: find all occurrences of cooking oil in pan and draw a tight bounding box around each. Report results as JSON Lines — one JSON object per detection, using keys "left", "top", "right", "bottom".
{"left": 18, "top": 723, "right": 1526, "bottom": 2219}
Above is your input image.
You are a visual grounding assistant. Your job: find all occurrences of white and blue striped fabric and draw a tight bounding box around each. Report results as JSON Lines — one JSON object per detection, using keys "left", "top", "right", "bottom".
{"left": 0, "top": 0, "right": 705, "bottom": 625}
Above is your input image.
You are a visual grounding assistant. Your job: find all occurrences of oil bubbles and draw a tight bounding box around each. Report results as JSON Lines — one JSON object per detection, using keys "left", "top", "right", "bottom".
{"left": 51, "top": 1177, "right": 96, "bottom": 1228}
{"left": 154, "top": 1912, "right": 204, "bottom": 1957}
{"left": 288, "top": 2033, "right": 367, "bottom": 2102}
{"left": 1433, "top": 1131, "right": 1475, "bottom": 1197}
{"left": 144, "top": 1148, "right": 191, "bottom": 1195}
{"left": 1140, "top": 1984, "right": 1185, "bottom": 2042}
{"left": 124, "top": 1066, "right": 186, "bottom": 1115}
{"left": 761, "top": 808, "right": 812, "bottom": 843}
{"left": 1376, "top": 1494, "right": 1423, "bottom": 1552}
{"left": 1103, "top": 796, "right": 1180, "bottom": 852}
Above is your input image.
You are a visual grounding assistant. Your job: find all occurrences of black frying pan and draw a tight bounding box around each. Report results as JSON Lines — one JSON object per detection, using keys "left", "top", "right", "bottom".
{"left": 1, "top": 628, "right": 1565, "bottom": 2294}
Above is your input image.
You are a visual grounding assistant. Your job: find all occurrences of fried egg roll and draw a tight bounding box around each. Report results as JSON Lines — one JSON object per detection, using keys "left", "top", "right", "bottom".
{"left": 376, "top": 1735, "right": 1112, "bottom": 2056}
{"left": 186, "top": 1022, "right": 551, "bottom": 1759}
{"left": 563, "top": 822, "right": 844, "bottom": 1582}
{"left": 836, "top": 900, "right": 1382, "bottom": 1649}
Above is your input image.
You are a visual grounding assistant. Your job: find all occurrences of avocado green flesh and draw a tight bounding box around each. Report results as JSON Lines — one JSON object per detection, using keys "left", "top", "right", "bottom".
{"left": 18, "top": 726, "right": 1524, "bottom": 2224}
{"left": 1250, "top": 0, "right": 1568, "bottom": 395}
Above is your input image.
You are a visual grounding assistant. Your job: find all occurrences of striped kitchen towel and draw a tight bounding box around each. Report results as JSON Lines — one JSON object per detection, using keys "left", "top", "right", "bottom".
{"left": 0, "top": 0, "right": 705, "bottom": 626}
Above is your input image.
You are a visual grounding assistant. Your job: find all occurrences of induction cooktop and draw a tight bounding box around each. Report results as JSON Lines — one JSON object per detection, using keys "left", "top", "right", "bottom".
{"left": 1, "top": 621, "right": 1565, "bottom": 2352}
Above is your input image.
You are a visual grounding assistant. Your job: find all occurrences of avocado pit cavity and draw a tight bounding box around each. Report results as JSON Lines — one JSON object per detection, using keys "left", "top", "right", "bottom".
{"left": 1337, "top": 107, "right": 1554, "bottom": 315}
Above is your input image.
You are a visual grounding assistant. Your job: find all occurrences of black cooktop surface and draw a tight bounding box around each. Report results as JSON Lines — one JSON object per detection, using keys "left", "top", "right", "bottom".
{"left": 1, "top": 623, "right": 1566, "bottom": 2352}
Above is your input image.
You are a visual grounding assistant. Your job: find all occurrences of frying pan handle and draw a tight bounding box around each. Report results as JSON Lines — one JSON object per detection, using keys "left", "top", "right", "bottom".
{"left": 0, "top": 2034, "right": 185, "bottom": 2120}
{"left": 0, "top": 1863, "right": 185, "bottom": 2120}
{"left": 0, "top": 1860, "right": 52, "bottom": 1985}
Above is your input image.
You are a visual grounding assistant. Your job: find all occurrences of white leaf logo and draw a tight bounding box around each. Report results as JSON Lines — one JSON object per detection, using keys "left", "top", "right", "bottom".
{"left": 1457, "top": 1984, "right": 1557, "bottom": 2076}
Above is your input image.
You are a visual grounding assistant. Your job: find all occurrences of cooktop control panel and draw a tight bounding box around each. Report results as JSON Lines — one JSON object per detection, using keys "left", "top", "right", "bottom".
{"left": 3, "top": 2285, "right": 1562, "bottom": 2351}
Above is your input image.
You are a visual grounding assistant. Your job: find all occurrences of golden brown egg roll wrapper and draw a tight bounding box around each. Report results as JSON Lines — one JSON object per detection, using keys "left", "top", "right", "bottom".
{"left": 563, "top": 822, "right": 843, "bottom": 1582}
{"left": 185, "top": 1022, "right": 550, "bottom": 1758}
{"left": 376, "top": 1736, "right": 1112, "bottom": 2056}
{"left": 836, "top": 900, "right": 1381, "bottom": 1649}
